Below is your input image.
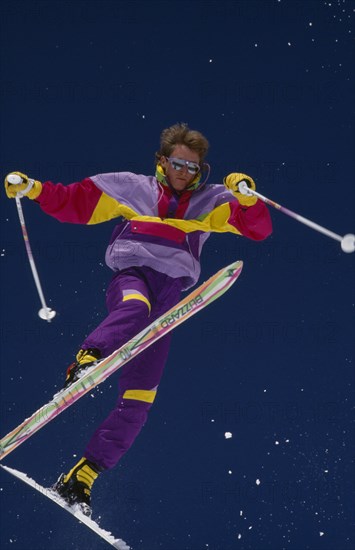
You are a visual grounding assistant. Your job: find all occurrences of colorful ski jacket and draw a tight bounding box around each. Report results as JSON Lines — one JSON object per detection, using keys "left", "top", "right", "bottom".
{"left": 36, "top": 171, "right": 272, "bottom": 289}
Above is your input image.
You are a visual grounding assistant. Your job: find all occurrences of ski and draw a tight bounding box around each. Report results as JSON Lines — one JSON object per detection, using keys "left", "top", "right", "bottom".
{"left": 0, "top": 260, "right": 243, "bottom": 460}
{"left": 0, "top": 464, "right": 130, "bottom": 549}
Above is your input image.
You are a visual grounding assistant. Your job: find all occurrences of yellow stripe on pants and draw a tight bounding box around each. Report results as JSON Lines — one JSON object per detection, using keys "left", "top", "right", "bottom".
{"left": 122, "top": 293, "right": 151, "bottom": 314}
{"left": 123, "top": 389, "right": 157, "bottom": 403}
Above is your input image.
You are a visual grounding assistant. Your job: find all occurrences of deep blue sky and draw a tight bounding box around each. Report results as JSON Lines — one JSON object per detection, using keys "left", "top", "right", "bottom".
{"left": 0, "top": 1, "right": 354, "bottom": 549}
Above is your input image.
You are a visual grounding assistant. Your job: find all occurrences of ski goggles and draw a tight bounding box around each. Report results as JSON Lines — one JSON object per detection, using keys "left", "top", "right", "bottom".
{"left": 166, "top": 157, "right": 200, "bottom": 175}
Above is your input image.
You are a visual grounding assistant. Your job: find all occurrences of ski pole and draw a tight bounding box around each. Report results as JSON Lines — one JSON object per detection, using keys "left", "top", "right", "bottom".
{"left": 239, "top": 181, "right": 355, "bottom": 254}
{"left": 7, "top": 174, "right": 56, "bottom": 321}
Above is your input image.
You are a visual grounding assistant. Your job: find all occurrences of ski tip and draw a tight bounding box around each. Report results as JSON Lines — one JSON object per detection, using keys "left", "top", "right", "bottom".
{"left": 227, "top": 259, "right": 243, "bottom": 269}
{"left": 227, "top": 260, "right": 243, "bottom": 274}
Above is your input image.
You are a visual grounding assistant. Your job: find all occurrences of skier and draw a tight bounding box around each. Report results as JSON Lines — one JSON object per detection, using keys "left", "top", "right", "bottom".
{"left": 4, "top": 123, "right": 272, "bottom": 516}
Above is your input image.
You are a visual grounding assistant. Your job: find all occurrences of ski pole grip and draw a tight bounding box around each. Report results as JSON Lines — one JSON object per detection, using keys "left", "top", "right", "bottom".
{"left": 7, "top": 174, "right": 23, "bottom": 185}
{"left": 239, "top": 180, "right": 254, "bottom": 196}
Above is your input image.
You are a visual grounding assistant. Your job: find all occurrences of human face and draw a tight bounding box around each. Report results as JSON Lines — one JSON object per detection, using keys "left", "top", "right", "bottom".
{"left": 160, "top": 144, "right": 201, "bottom": 193}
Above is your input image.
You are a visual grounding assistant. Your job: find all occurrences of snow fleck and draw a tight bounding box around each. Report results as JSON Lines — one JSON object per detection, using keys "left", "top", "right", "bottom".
{"left": 237, "top": 533, "right": 242, "bottom": 539}
{"left": 287, "top": 42, "right": 292, "bottom": 46}
{"left": 228, "top": 470, "right": 233, "bottom": 475}
{"left": 248, "top": 525, "right": 253, "bottom": 530}
{"left": 275, "top": 441, "right": 280, "bottom": 445}
{"left": 320, "top": 531, "right": 325, "bottom": 536}
{"left": 254, "top": 43, "right": 258, "bottom": 47}
{"left": 224, "top": 432, "right": 233, "bottom": 439}
{"left": 256, "top": 478, "right": 261, "bottom": 485}
{"left": 240, "top": 510, "right": 243, "bottom": 516}
{"left": 209, "top": 59, "right": 213, "bottom": 63}
{"left": 309, "top": 22, "right": 313, "bottom": 26}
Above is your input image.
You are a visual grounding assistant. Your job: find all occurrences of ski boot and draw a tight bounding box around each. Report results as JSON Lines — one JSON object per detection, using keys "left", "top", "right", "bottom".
{"left": 63, "top": 348, "right": 101, "bottom": 389}
{"left": 53, "top": 457, "right": 102, "bottom": 517}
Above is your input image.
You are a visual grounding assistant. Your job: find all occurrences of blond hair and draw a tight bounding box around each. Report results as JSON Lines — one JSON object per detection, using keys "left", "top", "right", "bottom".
{"left": 155, "top": 123, "right": 209, "bottom": 164}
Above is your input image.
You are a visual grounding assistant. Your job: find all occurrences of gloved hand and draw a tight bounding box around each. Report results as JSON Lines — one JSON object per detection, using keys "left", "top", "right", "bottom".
{"left": 224, "top": 172, "right": 258, "bottom": 207}
{"left": 5, "top": 171, "right": 42, "bottom": 199}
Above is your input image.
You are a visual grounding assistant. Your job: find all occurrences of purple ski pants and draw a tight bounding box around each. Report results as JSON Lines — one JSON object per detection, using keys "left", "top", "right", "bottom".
{"left": 82, "top": 266, "right": 183, "bottom": 470}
